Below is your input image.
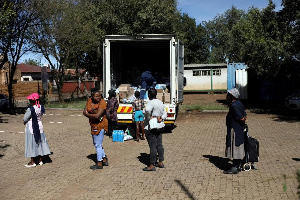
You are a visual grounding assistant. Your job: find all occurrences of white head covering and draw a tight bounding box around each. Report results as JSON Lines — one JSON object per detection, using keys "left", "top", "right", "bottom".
{"left": 227, "top": 88, "right": 240, "bottom": 99}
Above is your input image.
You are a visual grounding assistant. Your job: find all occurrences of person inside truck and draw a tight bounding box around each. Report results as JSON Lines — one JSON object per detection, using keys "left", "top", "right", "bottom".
{"left": 140, "top": 71, "right": 156, "bottom": 99}
{"left": 83, "top": 89, "right": 109, "bottom": 170}
{"left": 132, "top": 91, "right": 145, "bottom": 142}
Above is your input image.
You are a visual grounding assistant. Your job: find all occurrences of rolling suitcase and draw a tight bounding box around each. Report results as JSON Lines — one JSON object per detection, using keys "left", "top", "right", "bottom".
{"left": 242, "top": 124, "right": 259, "bottom": 171}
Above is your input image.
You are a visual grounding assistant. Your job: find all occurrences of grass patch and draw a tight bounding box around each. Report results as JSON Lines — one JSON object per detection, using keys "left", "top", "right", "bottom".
{"left": 45, "top": 100, "right": 86, "bottom": 109}
{"left": 180, "top": 104, "right": 228, "bottom": 112}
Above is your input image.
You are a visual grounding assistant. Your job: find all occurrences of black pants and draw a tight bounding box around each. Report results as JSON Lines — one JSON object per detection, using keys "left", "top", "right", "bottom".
{"left": 108, "top": 120, "right": 117, "bottom": 136}
{"left": 146, "top": 129, "right": 164, "bottom": 165}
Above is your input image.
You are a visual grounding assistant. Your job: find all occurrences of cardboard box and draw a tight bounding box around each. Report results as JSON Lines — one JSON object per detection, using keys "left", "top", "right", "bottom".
{"left": 157, "top": 93, "right": 170, "bottom": 103}
{"left": 118, "top": 84, "right": 130, "bottom": 92}
{"left": 156, "top": 89, "right": 164, "bottom": 93}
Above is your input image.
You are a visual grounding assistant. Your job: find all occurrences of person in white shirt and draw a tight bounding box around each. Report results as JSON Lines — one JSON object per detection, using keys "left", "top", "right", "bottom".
{"left": 142, "top": 88, "right": 167, "bottom": 171}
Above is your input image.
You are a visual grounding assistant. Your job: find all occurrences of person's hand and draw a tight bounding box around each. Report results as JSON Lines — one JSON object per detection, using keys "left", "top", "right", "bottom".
{"left": 157, "top": 116, "right": 162, "bottom": 123}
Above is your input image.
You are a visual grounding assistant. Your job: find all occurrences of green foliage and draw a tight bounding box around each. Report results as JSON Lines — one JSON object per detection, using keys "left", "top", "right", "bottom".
{"left": 24, "top": 58, "right": 40, "bottom": 66}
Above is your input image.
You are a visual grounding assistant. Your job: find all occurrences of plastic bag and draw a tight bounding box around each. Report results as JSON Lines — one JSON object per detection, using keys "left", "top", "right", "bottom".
{"left": 149, "top": 118, "right": 165, "bottom": 130}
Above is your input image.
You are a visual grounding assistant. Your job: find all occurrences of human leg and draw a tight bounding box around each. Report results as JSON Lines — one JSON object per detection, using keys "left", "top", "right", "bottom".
{"left": 140, "top": 121, "right": 145, "bottom": 140}
{"left": 91, "top": 129, "right": 106, "bottom": 169}
{"left": 135, "top": 122, "right": 140, "bottom": 141}
{"left": 146, "top": 130, "right": 157, "bottom": 167}
{"left": 156, "top": 132, "right": 164, "bottom": 166}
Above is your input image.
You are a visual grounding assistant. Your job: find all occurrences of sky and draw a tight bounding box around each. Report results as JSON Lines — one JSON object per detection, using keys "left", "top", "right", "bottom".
{"left": 177, "top": 0, "right": 283, "bottom": 25}
{"left": 20, "top": 0, "right": 283, "bottom": 66}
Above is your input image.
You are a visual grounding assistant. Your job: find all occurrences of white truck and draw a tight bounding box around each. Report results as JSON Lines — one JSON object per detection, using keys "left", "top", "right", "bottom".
{"left": 103, "top": 34, "right": 184, "bottom": 127}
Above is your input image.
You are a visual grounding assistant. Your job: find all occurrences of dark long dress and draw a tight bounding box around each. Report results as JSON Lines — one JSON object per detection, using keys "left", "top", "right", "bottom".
{"left": 225, "top": 100, "right": 246, "bottom": 159}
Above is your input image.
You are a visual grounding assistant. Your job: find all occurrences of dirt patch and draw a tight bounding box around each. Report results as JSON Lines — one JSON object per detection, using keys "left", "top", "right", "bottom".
{"left": 183, "top": 93, "right": 227, "bottom": 106}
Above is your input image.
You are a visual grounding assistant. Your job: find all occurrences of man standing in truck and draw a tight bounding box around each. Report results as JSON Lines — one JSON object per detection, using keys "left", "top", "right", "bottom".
{"left": 140, "top": 71, "right": 156, "bottom": 99}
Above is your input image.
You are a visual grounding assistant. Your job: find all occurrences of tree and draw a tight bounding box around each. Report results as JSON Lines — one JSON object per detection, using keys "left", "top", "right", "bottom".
{"left": 31, "top": 0, "right": 101, "bottom": 101}
{"left": 0, "top": 0, "right": 15, "bottom": 69}
{"left": 24, "top": 58, "right": 40, "bottom": 66}
{"left": 1, "top": 0, "right": 37, "bottom": 107}
{"left": 204, "top": 6, "right": 245, "bottom": 63}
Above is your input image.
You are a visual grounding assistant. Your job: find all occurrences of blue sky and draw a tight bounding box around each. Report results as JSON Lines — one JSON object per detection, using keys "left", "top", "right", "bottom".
{"left": 177, "top": 0, "right": 283, "bottom": 25}
{"left": 21, "top": 0, "right": 283, "bottom": 65}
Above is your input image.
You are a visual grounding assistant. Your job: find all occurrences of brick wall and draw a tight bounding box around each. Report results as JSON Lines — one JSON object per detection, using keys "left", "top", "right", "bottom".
{"left": 0, "top": 82, "right": 43, "bottom": 100}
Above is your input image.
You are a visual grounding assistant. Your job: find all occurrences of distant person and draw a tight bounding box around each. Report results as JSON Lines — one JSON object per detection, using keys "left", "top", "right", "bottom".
{"left": 83, "top": 89, "right": 108, "bottom": 170}
{"left": 132, "top": 91, "right": 145, "bottom": 142}
{"left": 224, "top": 88, "right": 247, "bottom": 174}
{"left": 23, "top": 93, "right": 51, "bottom": 167}
{"left": 140, "top": 71, "right": 156, "bottom": 99}
{"left": 142, "top": 88, "right": 167, "bottom": 171}
{"left": 106, "top": 89, "right": 119, "bottom": 138}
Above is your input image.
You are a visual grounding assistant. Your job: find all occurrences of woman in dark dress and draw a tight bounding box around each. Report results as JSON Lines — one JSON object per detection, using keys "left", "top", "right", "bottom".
{"left": 224, "top": 88, "right": 247, "bottom": 174}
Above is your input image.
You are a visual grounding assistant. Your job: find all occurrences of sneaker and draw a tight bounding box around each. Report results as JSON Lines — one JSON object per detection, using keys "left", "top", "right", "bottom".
{"left": 39, "top": 161, "right": 44, "bottom": 166}
{"left": 25, "top": 163, "right": 36, "bottom": 168}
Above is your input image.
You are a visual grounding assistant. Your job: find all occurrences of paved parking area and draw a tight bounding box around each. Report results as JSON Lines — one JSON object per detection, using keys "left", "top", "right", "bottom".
{"left": 0, "top": 109, "right": 299, "bottom": 199}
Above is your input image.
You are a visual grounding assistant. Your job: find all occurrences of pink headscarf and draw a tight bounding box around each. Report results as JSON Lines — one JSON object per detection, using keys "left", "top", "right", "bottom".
{"left": 26, "top": 93, "right": 40, "bottom": 108}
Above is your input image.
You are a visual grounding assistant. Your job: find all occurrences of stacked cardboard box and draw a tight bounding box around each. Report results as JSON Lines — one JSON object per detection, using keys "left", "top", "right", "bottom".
{"left": 156, "top": 88, "right": 170, "bottom": 103}
{"left": 118, "top": 84, "right": 135, "bottom": 101}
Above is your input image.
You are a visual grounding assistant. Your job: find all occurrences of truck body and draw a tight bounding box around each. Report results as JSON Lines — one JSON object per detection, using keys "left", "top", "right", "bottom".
{"left": 103, "top": 34, "right": 184, "bottom": 126}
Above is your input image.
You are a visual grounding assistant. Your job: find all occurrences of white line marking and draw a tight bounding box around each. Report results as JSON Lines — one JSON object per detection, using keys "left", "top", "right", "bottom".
{"left": 0, "top": 131, "right": 5, "bottom": 133}
{"left": 55, "top": 114, "right": 61, "bottom": 115}
{"left": 18, "top": 132, "right": 24, "bottom": 133}
{"left": 49, "top": 114, "right": 53, "bottom": 116}
{"left": 57, "top": 122, "right": 62, "bottom": 123}
{"left": 70, "top": 115, "right": 75, "bottom": 116}
{"left": 77, "top": 115, "right": 82, "bottom": 116}
{"left": 49, "top": 122, "right": 54, "bottom": 123}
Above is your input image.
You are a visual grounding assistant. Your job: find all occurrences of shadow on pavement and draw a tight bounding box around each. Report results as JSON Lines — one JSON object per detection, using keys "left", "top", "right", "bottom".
{"left": 174, "top": 179, "right": 196, "bottom": 200}
{"left": 163, "top": 125, "right": 177, "bottom": 134}
{"left": 292, "top": 158, "right": 300, "bottom": 162}
{"left": 87, "top": 154, "right": 97, "bottom": 164}
{"left": 0, "top": 116, "right": 8, "bottom": 123}
{"left": 137, "top": 153, "right": 150, "bottom": 166}
{"left": 0, "top": 143, "right": 11, "bottom": 158}
{"left": 203, "top": 155, "right": 232, "bottom": 171}
{"left": 0, "top": 108, "right": 26, "bottom": 115}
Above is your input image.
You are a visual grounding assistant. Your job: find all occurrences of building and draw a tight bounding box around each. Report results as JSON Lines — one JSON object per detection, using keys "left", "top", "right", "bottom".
{"left": 15, "top": 63, "right": 52, "bottom": 82}
{"left": 184, "top": 63, "right": 228, "bottom": 92}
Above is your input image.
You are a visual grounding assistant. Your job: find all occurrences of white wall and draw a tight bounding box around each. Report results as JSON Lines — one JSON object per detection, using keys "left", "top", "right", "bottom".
{"left": 184, "top": 68, "right": 227, "bottom": 91}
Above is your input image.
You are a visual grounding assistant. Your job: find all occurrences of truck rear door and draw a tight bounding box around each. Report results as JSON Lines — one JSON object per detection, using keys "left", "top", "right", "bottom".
{"left": 177, "top": 40, "right": 184, "bottom": 103}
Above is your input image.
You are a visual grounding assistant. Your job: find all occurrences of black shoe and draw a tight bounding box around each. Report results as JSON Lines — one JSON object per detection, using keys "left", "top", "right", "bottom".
{"left": 90, "top": 165, "right": 103, "bottom": 170}
{"left": 223, "top": 167, "right": 239, "bottom": 174}
{"left": 142, "top": 167, "right": 156, "bottom": 171}
{"left": 102, "top": 157, "right": 109, "bottom": 166}
{"left": 155, "top": 163, "right": 165, "bottom": 168}
{"left": 103, "top": 161, "right": 109, "bottom": 166}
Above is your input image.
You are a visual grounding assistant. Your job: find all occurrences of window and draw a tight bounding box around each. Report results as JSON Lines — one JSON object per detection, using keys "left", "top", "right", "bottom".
{"left": 192, "top": 69, "right": 221, "bottom": 76}
{"left": 213, "top": 69, "right": 221, "bottom": 76}
{"left": 23, "top": 78, "right": 29, "bottom": 81}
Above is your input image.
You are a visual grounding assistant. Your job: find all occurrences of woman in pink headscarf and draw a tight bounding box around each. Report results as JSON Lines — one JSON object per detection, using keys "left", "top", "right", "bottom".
{"left": 23, "top": 93, "right": 51, "bottom": 167}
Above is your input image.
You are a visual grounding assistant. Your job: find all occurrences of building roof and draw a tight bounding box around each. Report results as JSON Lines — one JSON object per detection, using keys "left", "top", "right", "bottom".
{"left": 184, "top": 63, "right": 227, "bottom": 68}
{"left": 17, "top": 63, "right": 51, "bottom": 73}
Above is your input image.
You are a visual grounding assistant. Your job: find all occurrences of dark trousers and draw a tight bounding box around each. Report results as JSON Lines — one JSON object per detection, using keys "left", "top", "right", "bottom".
{"left": 108, "top": 120, "right": 117, "bottom": 136}
{"left": 146, "top": 129, "right": 164, "bottom": 165}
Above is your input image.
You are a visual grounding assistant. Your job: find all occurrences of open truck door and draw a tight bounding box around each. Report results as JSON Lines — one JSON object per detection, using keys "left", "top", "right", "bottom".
{"left": 177, "top": 40, "right": 184, "bottom": 104}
